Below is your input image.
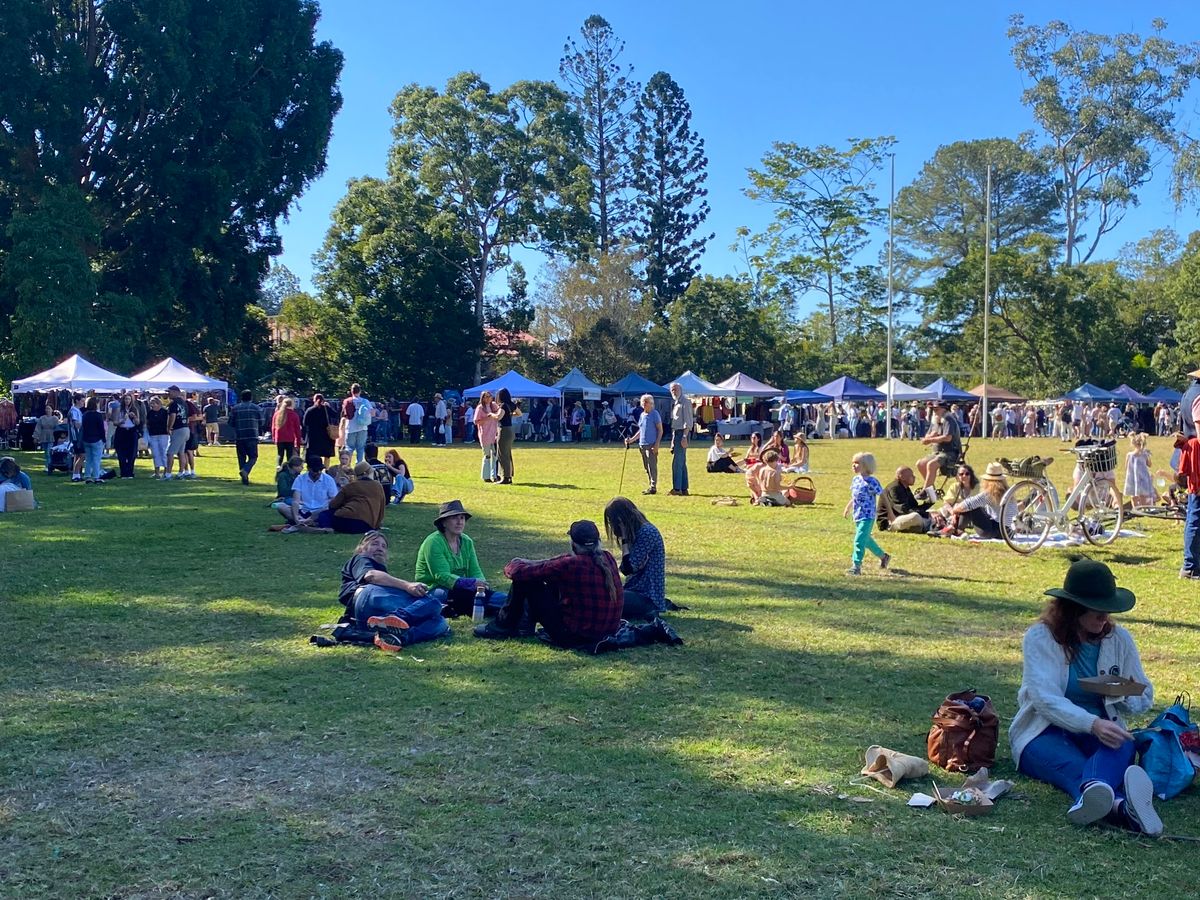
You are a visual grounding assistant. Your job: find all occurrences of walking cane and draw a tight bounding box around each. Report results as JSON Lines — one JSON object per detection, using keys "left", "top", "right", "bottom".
{"left": 618, "top": 439, "right": 630, "bottom": 496}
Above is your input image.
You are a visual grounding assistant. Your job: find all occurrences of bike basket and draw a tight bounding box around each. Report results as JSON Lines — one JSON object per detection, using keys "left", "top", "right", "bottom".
{"left": 1077, "top": 443, "right": 1117, "bottom": 474}
{"left": 999, "top": 457, "right": 1049, "bottom": 479}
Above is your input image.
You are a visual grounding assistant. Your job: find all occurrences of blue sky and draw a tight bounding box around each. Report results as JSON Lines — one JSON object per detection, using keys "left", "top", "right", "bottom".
{"left": 277, "top": 1, "right": 1200, "bottom": 317}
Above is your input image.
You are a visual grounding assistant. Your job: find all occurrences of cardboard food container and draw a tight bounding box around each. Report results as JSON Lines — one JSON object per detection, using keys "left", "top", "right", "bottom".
{"left": 932, "top": 783, "right": 994, "bottom": 816}
{"left": 1078, "top": 675, "right": 1148, "bottom": 697}
{"left": 2, "top": 489, "right": 35, "bottom": 512}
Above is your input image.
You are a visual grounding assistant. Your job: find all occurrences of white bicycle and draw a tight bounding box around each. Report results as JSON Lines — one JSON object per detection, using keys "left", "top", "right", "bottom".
{"left": 998, "top": 443, "right": 1125, "bottom": 555}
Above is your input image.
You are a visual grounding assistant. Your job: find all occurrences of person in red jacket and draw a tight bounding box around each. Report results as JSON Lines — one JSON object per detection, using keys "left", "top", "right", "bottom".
{"left": 271, "top": 397, "right": 303, "bottom": 469}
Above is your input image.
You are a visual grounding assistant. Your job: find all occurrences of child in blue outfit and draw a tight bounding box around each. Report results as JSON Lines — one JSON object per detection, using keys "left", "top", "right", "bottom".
{"left": 842, "top": 451, "right": 890, "bottom": 575}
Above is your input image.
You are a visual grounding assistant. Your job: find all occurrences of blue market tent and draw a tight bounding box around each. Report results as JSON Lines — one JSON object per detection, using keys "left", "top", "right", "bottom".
{"left": 463, "top": 370, "right": 559, "bottom": 400}
{"left": 606, "top": 372, "right": 671, "bottom": 397}
{"left": 813, "top": 375, "right": 885, "bottom": 402}
{"left": 783, "top": 388, "right": 834, "bottom": 404}
{"left": 662, "top": 370, "right": 735, "bottom": 397}
{"left": 1146, "top": 385, "right": 1183, "bottom": 403}
{"left": 1063, "top": 383, "right": 1121, "bottom": 403}
{"left": 552, "top": 367, "right": 605, "bottom": 397}
{"left": 922, "top": 377, "right": 975, "bottom": 401}
{"left": 1109, "top": 384, "right": 1154, "bottom": 404}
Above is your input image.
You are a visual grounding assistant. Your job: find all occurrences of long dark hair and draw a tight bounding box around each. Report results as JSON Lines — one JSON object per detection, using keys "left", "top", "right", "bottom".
{"left": 604, "top": 496, "right": 649, "bottom": 546}
{"left": 1040, "top": 597, "right": 1113, "bottom": 663}
{"left": 957, "top": 463, "right": 979, "bottom": 491}
{"left": 573, "top": 537, "right": 620, "bottom": 609}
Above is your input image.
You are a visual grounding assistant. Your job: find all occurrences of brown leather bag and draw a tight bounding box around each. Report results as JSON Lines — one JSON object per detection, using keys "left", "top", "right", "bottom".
{"left": 927, "top": 688, "right": 999, "bottom": 773}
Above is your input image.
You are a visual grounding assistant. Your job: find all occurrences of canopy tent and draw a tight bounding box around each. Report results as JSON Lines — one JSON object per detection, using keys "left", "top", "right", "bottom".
{"left": 462, "top": 370, "right": 559, "bottom": 400}
{"left": 783, "top": 388, "right": 834, "bottom": 404}
{"left": 813, "top": 375, "right": 885, "bottom": 402}
{"left": 1063, "top": 383, "right": 1121, "bottom": 403}
{"left": 551, "top": 367, "right": 605, "bottom": 399}
{"left": 11, "top": 354, "right": 132, "bottom": 393}
{"left": 713, "top": 372, "right": 781, "bottom": 398}
{"left": 877, "top": 376, "right": 936, "bottom": 402}
{"left": 1109, "top": 384, "right": 1154, "bottom": 404}
{"left": 662, "top": 370, "right": 735, "bottom": 397}
{"left": 127, "top": 357, "right": 228, "bottom": 395}
{"left": 922, "top": 377, "right": 975, "bottom": 401}
{"left": 968, "top": 383, "right": 1026, "bottom": 402}
{"left": 1146, "top": 385, "right": 1183, "bottom": 403}
{"left": 606, "top": 372, "right": 671, "bottom": 398}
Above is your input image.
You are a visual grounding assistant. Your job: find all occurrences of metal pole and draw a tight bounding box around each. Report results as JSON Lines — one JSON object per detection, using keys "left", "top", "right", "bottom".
{"left": 886, "top": 152, "right": 895, "bottom": 439}
{"left": 982, "top": 164, "right": 992, "bottom": 439}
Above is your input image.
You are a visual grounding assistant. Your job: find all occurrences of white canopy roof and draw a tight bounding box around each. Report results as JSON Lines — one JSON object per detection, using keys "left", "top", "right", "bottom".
{"left": 714, "top": 372, "right": 781, "bottom": 397}
{"left": 12, "top": 354, "right": 132, "bottom": 393}
{"left": 877, "top": 376, "right": 936, "bottom": 402}
{"left": 662, "top": 370, "right": 737, "bottom": 397}
{"left": 127, "top": 357, "right": 228, "bottom": 394}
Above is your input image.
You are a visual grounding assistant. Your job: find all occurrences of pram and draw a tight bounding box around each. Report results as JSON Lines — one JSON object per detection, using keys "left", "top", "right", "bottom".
{"left": 48, "top": 431, "right": 73, "bottom": 473}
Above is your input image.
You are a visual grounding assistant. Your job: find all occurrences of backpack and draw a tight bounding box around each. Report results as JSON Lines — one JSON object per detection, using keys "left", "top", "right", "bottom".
{"left": 1134, "top": 693, "right": 1197, "bottom": 800}
{"left": 352, "top": 398, "right": 373, "bottom": 429}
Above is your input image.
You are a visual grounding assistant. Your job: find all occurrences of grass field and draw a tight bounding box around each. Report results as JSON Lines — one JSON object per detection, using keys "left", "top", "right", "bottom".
{"left": 1, "top": 433, "right": 1197, "bottom": 899}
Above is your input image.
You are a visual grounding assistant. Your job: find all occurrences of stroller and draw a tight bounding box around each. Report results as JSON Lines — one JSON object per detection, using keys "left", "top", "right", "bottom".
{"left": 47, "top": 429, "right": 73, "bottom": 473}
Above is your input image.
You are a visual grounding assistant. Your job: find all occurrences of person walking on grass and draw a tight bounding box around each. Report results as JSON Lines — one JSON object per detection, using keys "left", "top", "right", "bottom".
{"left": 625, "top": 394, "right": 662, "bottom": 495}
{"left": 227, "top": 389, "right": 263, "bottom": 485}
{"left": 842, "top": 451, "right": 889, "bottom": 576}
{"left": 668, "top": 382, "right": 693, "bottom": 496}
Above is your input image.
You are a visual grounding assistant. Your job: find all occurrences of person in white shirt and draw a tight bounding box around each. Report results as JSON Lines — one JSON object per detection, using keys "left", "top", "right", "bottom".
{"left": 287, "top": 457, "right": 340, "bottom": 533}
{"left": 406, "top": 400, "right": 425, "bottom": 445}
{"left": 433, "top": 394, "right": 448, "bottom": 446}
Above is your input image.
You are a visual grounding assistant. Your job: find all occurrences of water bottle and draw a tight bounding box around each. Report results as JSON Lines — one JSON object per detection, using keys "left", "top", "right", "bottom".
{"left": 472, "top": 584, "right": 486, "bottom": 624}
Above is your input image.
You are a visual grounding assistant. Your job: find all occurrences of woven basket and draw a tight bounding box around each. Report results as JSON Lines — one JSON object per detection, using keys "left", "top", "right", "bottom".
{"left": 786, "top": 476, "right": 816, "bottom": 505}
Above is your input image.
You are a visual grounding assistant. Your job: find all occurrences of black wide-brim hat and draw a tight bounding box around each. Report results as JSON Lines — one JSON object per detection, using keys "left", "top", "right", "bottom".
{"left": 433, "top": 499, "right": 472, "bottom": 525}
{"left": 1044, "top": 559, "right": 1135, "bottom": 613}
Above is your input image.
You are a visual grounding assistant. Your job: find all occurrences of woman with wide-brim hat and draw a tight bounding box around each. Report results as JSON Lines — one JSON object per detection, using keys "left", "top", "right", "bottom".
{"left": 1010, "top": 559, "right": 1160, "bottom": 835}
{"left": 414, "top": 500, "right": 497, "bottom": 616}
{"left": 949, "top": 461, "right": 1007, "bottom": 539}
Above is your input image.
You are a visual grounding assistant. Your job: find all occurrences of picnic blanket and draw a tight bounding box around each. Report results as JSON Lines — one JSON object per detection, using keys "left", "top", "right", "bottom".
{"left": 952, "top": 528, "right": 1146, "bottom": 547}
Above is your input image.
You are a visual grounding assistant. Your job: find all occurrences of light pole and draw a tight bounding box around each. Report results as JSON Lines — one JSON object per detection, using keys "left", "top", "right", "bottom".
{"left": 886, "top": 151, "right": 895, "bottom": 439}
{"left": 982, "top": 164, "right": 992, "bottom": 438}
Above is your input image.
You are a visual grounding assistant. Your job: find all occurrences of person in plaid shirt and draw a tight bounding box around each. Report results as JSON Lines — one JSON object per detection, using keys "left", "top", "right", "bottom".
{"left": 475, "top": 520, "right": 623, "bottom": 646}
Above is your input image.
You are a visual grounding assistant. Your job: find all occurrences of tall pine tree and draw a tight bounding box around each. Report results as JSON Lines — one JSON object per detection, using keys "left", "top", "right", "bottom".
{"left": 559, "top": 15, "right": 637, "bottom": 253}
{"left": 631, "top": 72, "right": 711, "bottom": 312}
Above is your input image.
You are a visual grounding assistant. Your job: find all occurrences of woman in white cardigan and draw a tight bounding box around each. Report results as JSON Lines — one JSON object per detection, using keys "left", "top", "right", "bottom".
{"left": 1010, "top": 559, "right": 1160, "bottom": 835}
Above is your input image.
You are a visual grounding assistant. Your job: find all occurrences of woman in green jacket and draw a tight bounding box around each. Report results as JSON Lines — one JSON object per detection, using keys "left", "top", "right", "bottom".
{"left": 415, "top": 500, "right": 502, "bottom": 615}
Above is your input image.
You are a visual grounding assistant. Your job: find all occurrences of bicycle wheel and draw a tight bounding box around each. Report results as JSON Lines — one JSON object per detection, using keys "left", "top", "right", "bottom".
{"left": 1129, "top": 504, "right": 1187, "bottom": 521}
{"left": 1078, "top": 481, "right": 1125, "bottom": 546}
{"left": 1000, "top": 479, "right": 1055, "bottom": 554}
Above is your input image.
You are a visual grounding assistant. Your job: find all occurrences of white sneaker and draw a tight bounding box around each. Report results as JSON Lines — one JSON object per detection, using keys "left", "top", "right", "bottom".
{"left": 1122, "top": 765, "right": 1163, "bottom": 836}
{"left": 163, "top": 473, "right": 174, "bottom": 480}
{"left": 924, "top": 486, "right": 938, "bottom": 502}
{"left": 1066, "top": 781, "right": 1114, "bottom": 826}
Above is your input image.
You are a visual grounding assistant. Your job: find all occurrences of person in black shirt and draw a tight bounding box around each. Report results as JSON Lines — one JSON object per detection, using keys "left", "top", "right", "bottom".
{"left": 877, "top": 466, "right": 934, "bottom": 533}
{"left": 80, "top": 397, "right": 107, "bottom": 484}
{"left": 496, "top": 388, "right": 520, "bottom": 484}
{"left": 338, "top": 531, "right": 448, "bottom": 647}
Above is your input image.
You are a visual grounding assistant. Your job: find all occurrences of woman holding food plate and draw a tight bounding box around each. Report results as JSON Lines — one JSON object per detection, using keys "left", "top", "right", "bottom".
{"left": 1009, "top": 558, "right": 1161, "bottom": 836}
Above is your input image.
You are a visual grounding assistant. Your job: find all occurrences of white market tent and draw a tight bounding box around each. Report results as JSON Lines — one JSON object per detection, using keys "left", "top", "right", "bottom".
{"left": 462, "top": 369, "right": 560, "bottom": 400}
{"left": 877, "top": 376, "right": 936, "bottom": 402}
{"left": 662, "top": 370, "right": 736, "bottom": 397}
{"left": 128, "top": 357, "right": 228, "bottom": 395}
{"left": 714, "top": 372, "right": 781, "bottom": 398}
{"left": 12, "top": 354, "right": 132, "bottom": 393}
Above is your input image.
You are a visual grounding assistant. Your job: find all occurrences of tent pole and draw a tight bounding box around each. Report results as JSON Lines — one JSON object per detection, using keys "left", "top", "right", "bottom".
{"left": 886, "top": 151, "right": 895, "bottom": 440}
{"left": 982, "top": 164, "right": 992, "bottom": 439}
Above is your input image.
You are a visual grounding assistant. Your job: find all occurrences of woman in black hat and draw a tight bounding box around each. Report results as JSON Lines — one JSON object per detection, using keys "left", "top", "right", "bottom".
{"left": 1009, "top": 559, "right": 1160, "bottom": 835}
{"left": 414, "top": 500, "right": 493, "bottom": 615}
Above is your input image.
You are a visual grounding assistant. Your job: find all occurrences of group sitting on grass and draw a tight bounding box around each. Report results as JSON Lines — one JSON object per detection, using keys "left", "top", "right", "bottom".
{"left": 268, "top": 445, "right": 417, "bottom": 534}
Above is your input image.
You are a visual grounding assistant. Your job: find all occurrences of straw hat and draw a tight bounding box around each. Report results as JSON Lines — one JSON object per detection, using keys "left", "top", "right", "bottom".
{"left": 981, "top": 461, "right": 1007, "bottom": 482}
{"left": 1187, "top": 367, "right": 1200, "bottom": 379}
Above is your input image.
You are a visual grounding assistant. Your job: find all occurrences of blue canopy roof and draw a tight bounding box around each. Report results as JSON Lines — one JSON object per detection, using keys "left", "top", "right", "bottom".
{"left": 1063, "top": 383, "right": 1121, "bottom": 403}
{"left": 813, "top": 376, "right": 885, "bottom": 402}
{"left": 1109, "top": 384, "right": 1154, "bottom": 404}
{"left": 1146, "top": 385, "right": 1183, "bottom": 403}
{"left": 606, "top": 372, "right": 671, "bottom": 397}
{"left": 783, "top": 389, "right": 834, "bottom": 404}
{"left": 462, "top": 370, "right": 560, "bottom": 400}
{"left": 552, "top": 367, "right": 604, "bottom": 394}
{"left": 921, "top": 377, "right": 975, "bottom": 401}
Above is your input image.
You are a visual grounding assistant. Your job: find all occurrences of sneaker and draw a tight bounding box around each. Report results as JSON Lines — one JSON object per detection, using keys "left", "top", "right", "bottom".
{"left": 668, "top": 489, "right": 681, "bottom": 496}
{"left": 1122, "top": 765, "right": 1163, "bottom": 836}
{"left": 1181, "top": 569, "right": 1199, "bottom": 580}
{"left": 240, "top": 471, "right": 249, "bottom": 485}
{"left": 367, "top": 615, "right": 410, "bottom": 631}
{"left": 1066, "top": 781, "right": 1114, "bottom": 826}
{"left": 281, "top": 525, "right": 298, "bottom": 534}
{"left": 163, "top": 473, "right": 174, "bottom": 480}
{"left": 879, "top": 553, "right": 891, "bottom": 570}
{"left": 374, "top": 631, "right": 405, "bottom": 652}
{"left": 642, "top": 487, "right": 656, "bottom": 495}
{"left": 474, "top": 620, "right": 519, "bottom": 640}
{"left": 845, "top": 565, "right": 862, "bottom": 576}
{"left": 71, "top": 475, "right": 81, "bottom": 482}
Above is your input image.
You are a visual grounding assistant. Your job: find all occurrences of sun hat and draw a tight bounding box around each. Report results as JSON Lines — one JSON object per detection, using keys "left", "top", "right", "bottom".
{"left": 433, "top": 499, "right": 471, "bottom": 525}
{"left": 932, "top": 399, "right": 950, "bottom": 410}
{"left": 568, "top": 520, "right": 601, "bottom": 545}
{"left": 1186, "top": 366, "right": 1200, "bottom": 379}
{"left": 353, "top": 462, "right": 373, "bottom": 477}
{"left": 1044, "top": 559, "right": 1135, "bottom": 613}
{"left": 981, "top": 461, "right": 1007, "bottom": 481}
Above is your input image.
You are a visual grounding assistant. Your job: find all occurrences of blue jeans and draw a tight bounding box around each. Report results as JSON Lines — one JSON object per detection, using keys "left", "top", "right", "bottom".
{"left": 352, "top": 586, "right": 450, "bottom": 645}
{"left": 1019, "top": 725, "right": 1134, "bottom": 802}
{"left": 42, "top": 442, "right": 52, "bottom": 471}
{"left": 671, "top": 430, "right": 688, "bottom": 492}
{"left": 391, "top": 476, "right": 414, "bottom": 502}
{"left": 84, "top": 441, "right": 104, "bottom": 480}
{"left": 344, "top": 428, "right": 367, "bottom": 463}
{"left": 480, "top": 442, "right": 498, "bottom": 481}
{"left": 1184, "top": 493, "right": 1200, "bottom": 575}
{"left": 852, "top": 518, "right": 885, "bottom": 566}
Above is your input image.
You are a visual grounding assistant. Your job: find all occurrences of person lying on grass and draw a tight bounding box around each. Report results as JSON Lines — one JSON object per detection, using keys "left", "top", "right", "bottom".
{"left": 1011, "top": 559, "right": 1160, "bottom": 836}
{"left": 339, "top": 530, "right": 448, "bottom": 647}
{"left": 414, "top": 500, "right": 498, "bottom": 616}
{"left": 474, "top": 519, "right": 624, "bottom": 648}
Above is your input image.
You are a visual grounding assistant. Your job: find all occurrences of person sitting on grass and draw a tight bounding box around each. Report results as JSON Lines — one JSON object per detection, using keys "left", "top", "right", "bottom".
{"left": 706, "top": 432, "right": 742, "bottom": 473}
{"left": 843, "top": 451, "right": 889, "bottom": 575}
{"left": 755, "top": 449, "right": 791, "bottom": 507}
{"left": 414, "top": 500, "right": 493, "bottom": 616}
{"left": 474, "top": 519, "right": 624, "bottom": 647}
{"left": 877, "top": 465, "right": 933, "bottom": 533}
{"left": 269, "top": 456, "right": 305, "bottom": 529}
{"left": 285, "top": 456, "right": 339, "bottom": 533}
{"left": 325, "top": 448, "right": 356, "bottom": 489}
{"left": 744, "top": 456, "right": 765, "bottom": 505}
{"left": 0, "top": 456, "right": 32, "bottom": 491}
{"left": 325, "top": 462, "right": 389, "bottom": 534}
{"left": 382, "top": 449, "right": 414, "bottom": 503}
{"left": 783, "top": 434, "right": 809, "bottom": 473}
{"left": 744, "top": 431, "right": 763, "bottom": 466}
{"left": 947, "top": 461, "right": 1007, "bottom": 539}
{"left": 338, "top": 530, "right": 448, "bottom": 649}
{"left": 1011, "top": 559, "right": 1160, "bottom": 836}
{"left": 604, "top": 497, "right": 666, "bottom": 620}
